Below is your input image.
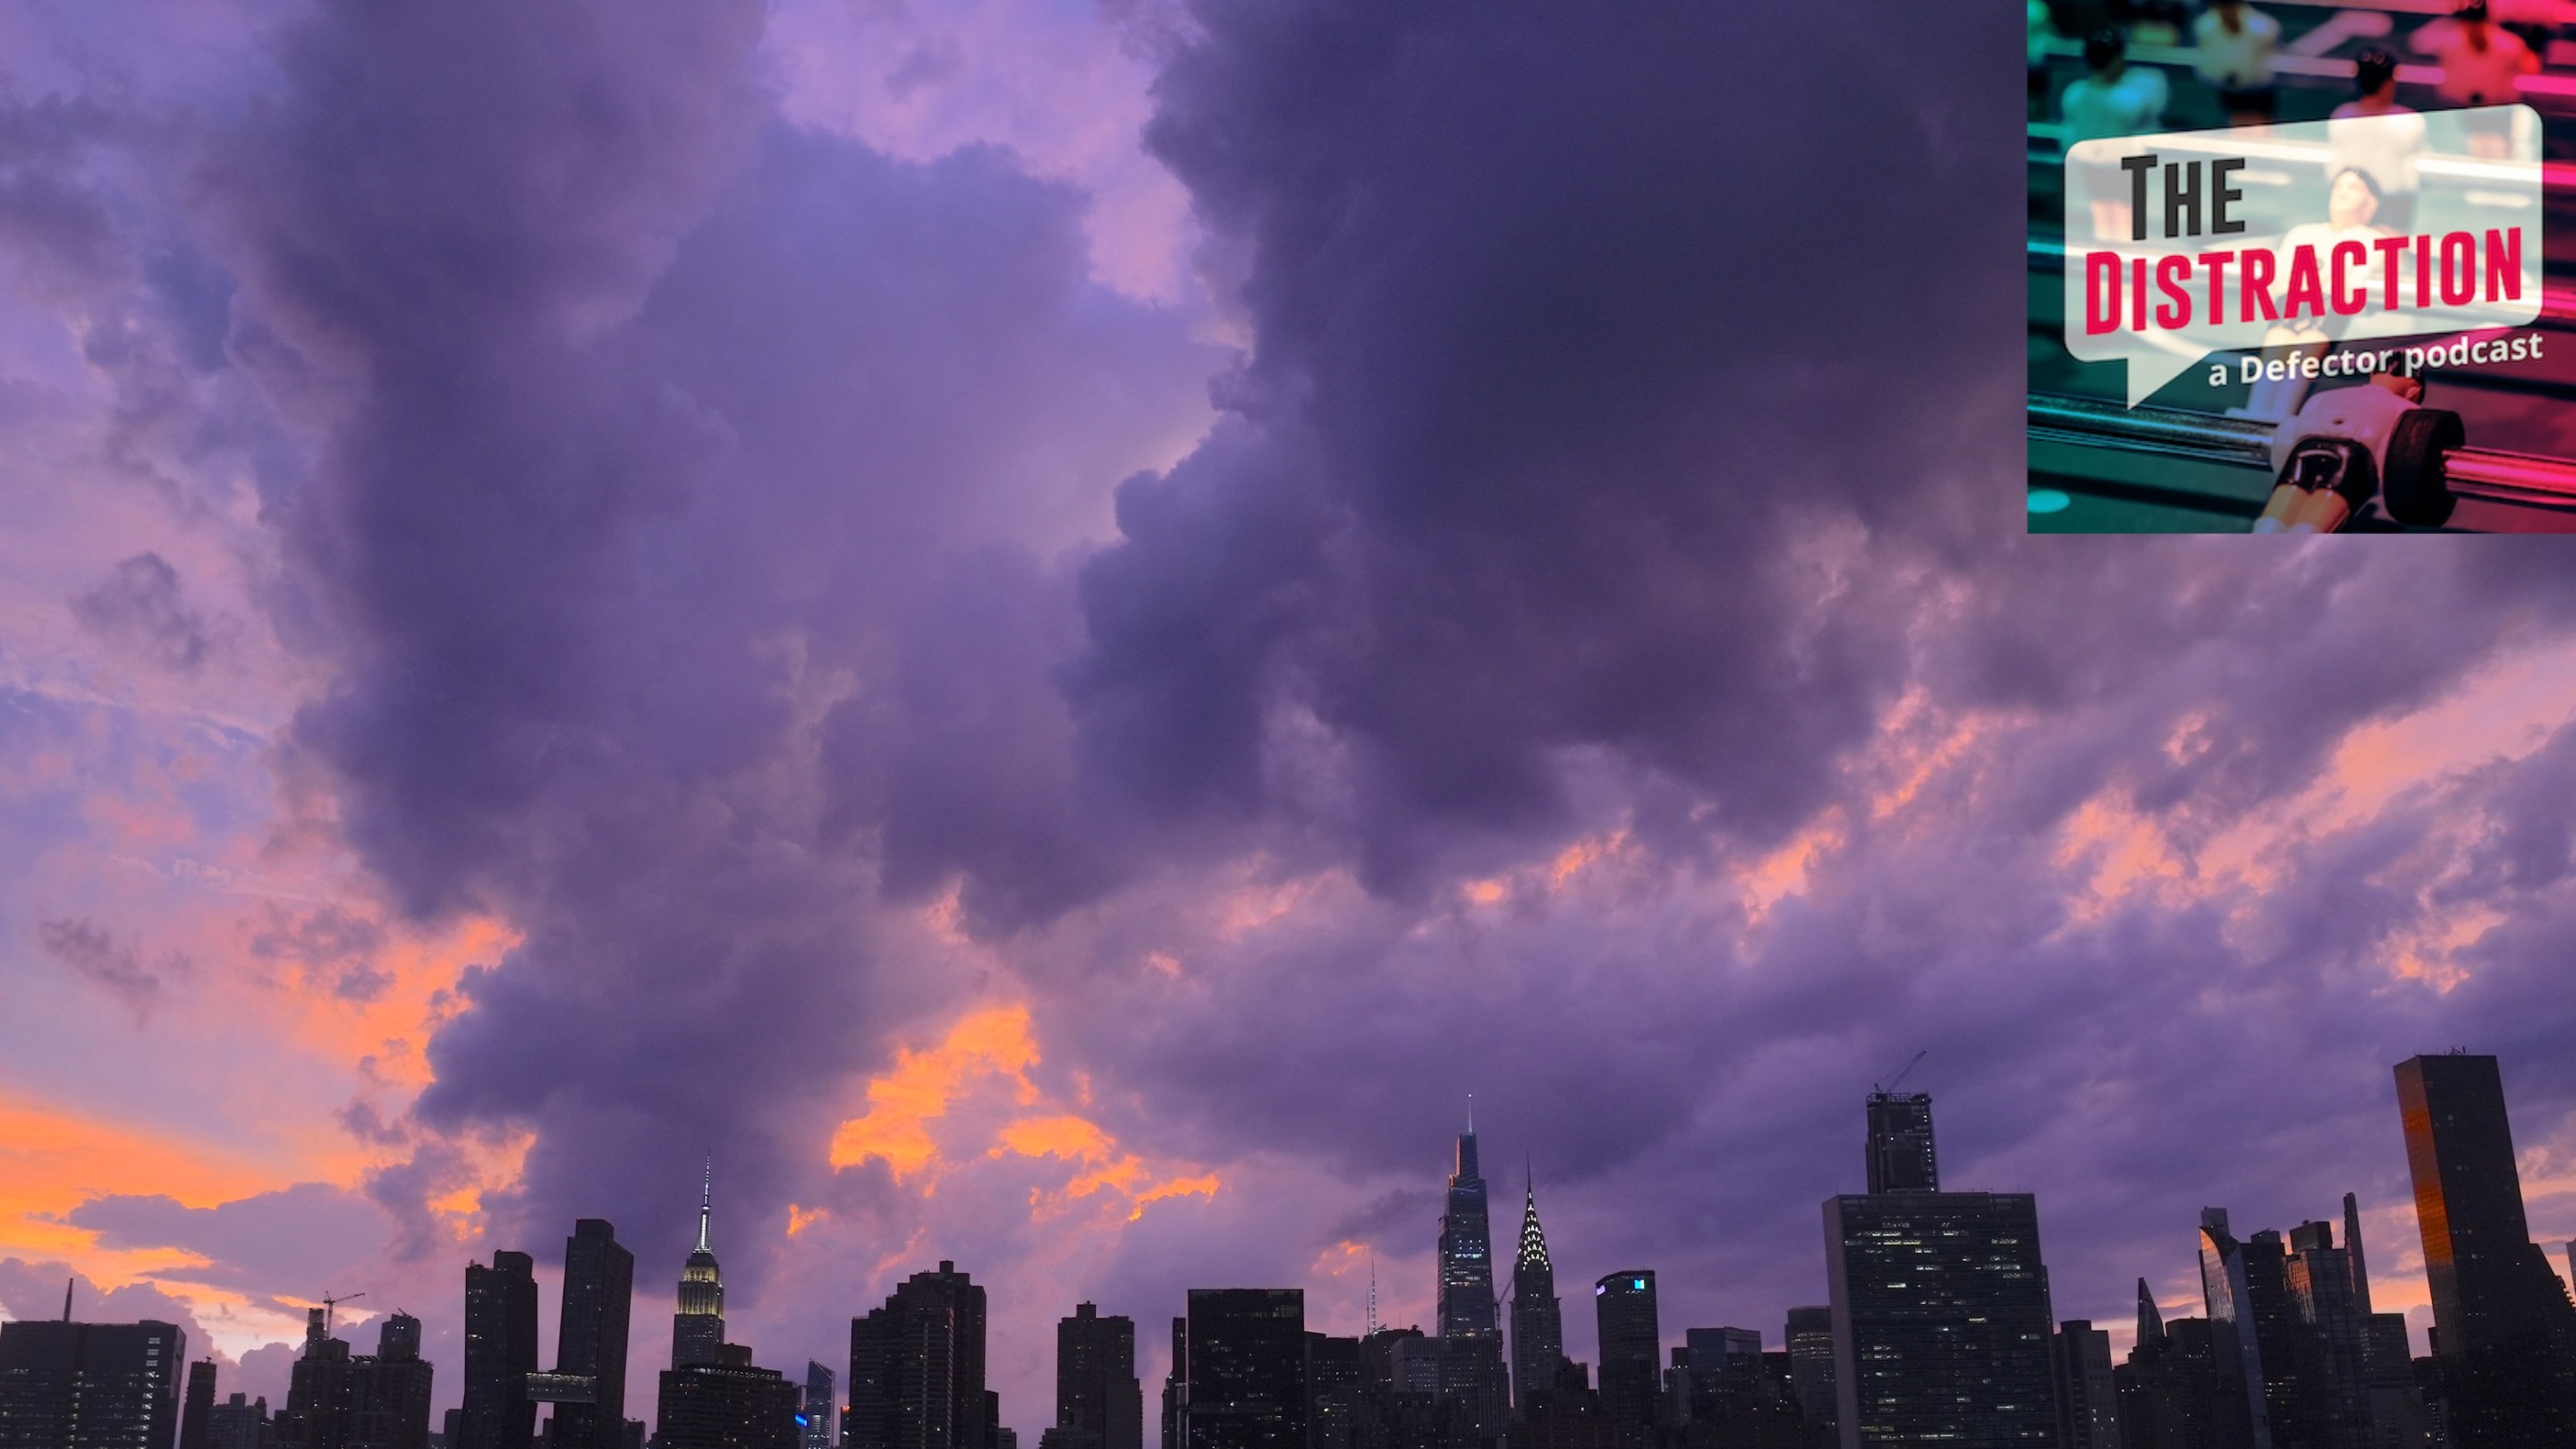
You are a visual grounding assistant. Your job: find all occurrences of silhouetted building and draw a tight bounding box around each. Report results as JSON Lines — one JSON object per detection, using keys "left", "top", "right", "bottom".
{"left": 520, "top": 1222, "right": 631, "bottom": 1449}
{"left": 2199, "top": 1210, "right": 2274, "bottom": 1449}
{"left": 1440, "top": 1126, "right": 1498, "bottom": 1340}
{"left": 0, "top": 1314, "right": 187, "bottom": 1449}
{"left": 674, "top": 1166, "right": 726, "bottom": 1372}
{"left": 1504, "top": 1362, "right": 1604, "bottom": 1449}
{"left": 545, "top": 1221, "right": 636, "bottom": 1449}
{"left": 1301, "top": 1336, "right": 1357, "bottom": 1449}
{"left": 461, "top": 1252, "right": 540, "bottom": 1449}
{"left": 1353, "top": 1329, "right": 1466, "bottom": 1449}
{"left": 801, "top": 1366, "right": 833, "bottom": 1449}
{"left": 208, "top": 1395, "right": 272, "bottom": 1449}
{"left": 2284, "top": 1220, "right": 2372, "bottom": 1449}
{"left": 1178, "top": 1291, "right": 1304, "bottom": 1449}
{"left": 2116, "top": 1297, "right": 2220, "bottom": 1449}
{"left": 281, "top": 1310, "right": 355, "bottom": 1449}
{"left": 1432, "top": 1127, "right": 1509, "bottom": 1445}
{"left": 655, "top": 1354, "right": 798, "bottom": 1449}
{"left": 1824, "top": 1191, "right": 2056, "bottom": 1447}
{"left": 2240, "top": 1231, "right": 2311, "bottom": 1449}
{"left": 848, "top": 1262, "right": 994, "bottom": 1449}
{"left": 1862, "top": 1094, "right": 1936, "bottom": 1195}
{"left": 2336, "top": 1195, "right": 2422, "bottom": 1449}
{"left": 2394, "top": 1053, "right": 2576, "bottom": 1446}
{"left": 1664, "top": 1335, "right": 1807, "bottom": 1449}
{"left": 1590, "top": 1275, "right": 1657, "bottom": 1449}
{"left": 1664, "top": 1329, "right": 1755, "bottom": 1428}
{"left": 2357, "top": 1316, "right": 2416, "bottom": 1449}
{"left": 1509, "top": 1183, "right": 1566, "bottom": 1416}
{"left": 346, "top": 1315, "right": 434, "bottom": 1449}
{"left": 182, "top": 1361, "right": 218, "bottom": 1449}
{"left": 2052, "top": 1322, "right": 2117, "bottom": 1449}
{"left": 1781, "top": 1309, "right": 1835, "bottom": 1441}
{"left": 276, "top": 1309, "right": 434, "bottom": 1449}
{"left": 1057, "top": 1306, "right": 1140, "bottom": 1449}
{"left": 1161, "top": 1320, "right": 1183, "bottom": 1449}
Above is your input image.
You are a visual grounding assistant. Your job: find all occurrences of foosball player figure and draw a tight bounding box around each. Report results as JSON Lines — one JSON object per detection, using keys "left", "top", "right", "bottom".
{"left": 2252, "top": 355, "right": 2463, "bottom": 532}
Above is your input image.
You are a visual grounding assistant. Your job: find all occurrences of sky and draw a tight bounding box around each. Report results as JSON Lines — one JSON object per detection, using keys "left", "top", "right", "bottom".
{"left": 3, "top": 0, "right": 2576, "bottom": 1438}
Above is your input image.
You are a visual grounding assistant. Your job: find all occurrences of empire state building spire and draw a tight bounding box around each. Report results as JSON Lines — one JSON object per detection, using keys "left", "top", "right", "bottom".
{"left": 695, "top": 1158, "right": 712, "bottom": 1254}
{"left": 672, "top": 1157, "right": 725, "bottom": 1368}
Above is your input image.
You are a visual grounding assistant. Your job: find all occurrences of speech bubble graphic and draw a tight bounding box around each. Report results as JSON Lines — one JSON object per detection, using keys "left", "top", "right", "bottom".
{"left": 2063, "top": 107, "right": 2543, "bottom": 407}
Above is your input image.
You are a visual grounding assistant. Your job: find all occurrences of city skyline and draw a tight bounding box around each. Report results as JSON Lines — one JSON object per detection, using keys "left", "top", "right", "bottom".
{"left": 14, "top": 1055, "right": 2570, "bottom": 1449}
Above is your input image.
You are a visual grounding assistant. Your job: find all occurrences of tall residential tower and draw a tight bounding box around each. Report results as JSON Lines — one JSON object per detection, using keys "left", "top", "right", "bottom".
{"left": 458, "top": 1252, "right": 538, "bottom": 1449}
{"left": 2394, "top": 1053, "right": 2576, "bottom": 1445}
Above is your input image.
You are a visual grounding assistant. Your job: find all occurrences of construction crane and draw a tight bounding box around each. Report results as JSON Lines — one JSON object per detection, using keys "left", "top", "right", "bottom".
{"left": 1874, "top": 1050, "right": 1928, "bottom": 1097}
{"left": 320, "top": 1291, "right": 367, "bottom": 1337}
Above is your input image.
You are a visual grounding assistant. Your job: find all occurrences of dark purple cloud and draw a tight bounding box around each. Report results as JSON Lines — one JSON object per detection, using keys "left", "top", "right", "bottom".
{"left": 64, "top": 1183, "right": 390, "bottom": 1301}
{"left": 1055, "top": 1, "right": 2031, "bottom": 899}
{"left": 71, "top": 553, "right": 220, "bottom": 673}
{"left": 38, "top": 918, "right": 169, "bottom": 1021}
{"left": 185, "top": 0, "right": 1215, "bottom": 1332}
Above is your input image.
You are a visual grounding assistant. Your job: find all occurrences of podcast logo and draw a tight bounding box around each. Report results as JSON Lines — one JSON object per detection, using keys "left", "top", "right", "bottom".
{"left": 2062, "top": 106, "right": 2543, "bottom": 406}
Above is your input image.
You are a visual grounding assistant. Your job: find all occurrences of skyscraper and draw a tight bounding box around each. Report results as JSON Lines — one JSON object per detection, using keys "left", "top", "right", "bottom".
{"left": 655, "top": 1350, "right": 799, "bottom": 1449}
{"left": 2240, "top": 1231, "right": 2311, "bottom": 1449}
{"left": 2284, "top": 1220, "right": 2372, "bottom": 1449}
{"left": 547, "top": 1220, "right": 636, "bottom": 1449}
{"left": 1428, "top": 1124, "right": 1509, "bottom": 1443}
{"left": 2115, "top": 1301, "right": 2221, "bottom": 1449}
{"left": 206, "top": 1394, "right": 271, "bottom": 1449}
{"left": 0, "top": 1315, "right": 187, "bottom": 1449}
{"left": 1439, "top": 1123, "right": 1497, "bottom": 1340}
{"left": 281, "top": 1310, "right": 354, "bottom": 1449}
{"left": 275, "top": 1308, "right": 434, "bottom": 1449}
{"left": 675, "top": 1165, "right": 726, "bottom": 1371}
{"left": 460, "top": 1252, "right": 539, "bottom": 1449}
{"left": 1299, "top": 1335, "right": 1357, "bottom": 1449}
{"left": 2050, "top": 1323, "right": 2116, "bottom": 1449}
{"left": 2340, "top": 1191, "right": 2421, "bottom": 1449}
{"left": 346, "top": 1316, "right": 434, "bottom": 1449}
{"left": 1862, "top": 1093, "right": 1936, "bottom": 1195}
{"left": 1826, "top": 1091, "right": 2055, "bottom": 1449}
{"left": 1780, "top": 1308, "right": 1835, "bottom": 1440}
{"left": 1177, "top": 1291, "right": 1304, "bottom": 1449}
{"left": 847, "top": 1262, "right": 995, "bottom": 1449}
{"left": 2199, "top": 1209, "right": 2275, "bottom": 1449}
{"left": 1056, "top": 1305, "right": 1140, "bottom": 1449}
{"left": 1823, "top": 1192, "right": 2056, "bottom": 1448}
{"left": 182, "top": 1361, "right": 219, "bottom": 1449}
{"left": 1590, "top": 1274, "right": 1657, "bottom": 1449}
{"left": 2393, "top": 1052, "right": 2576, "bottom": 1445}
{"left": 801, "top": 1365, "right": 834, "bottom": 1449}
{"left": 1508, "top": 1178, "right": 1566, "bottom": 1415}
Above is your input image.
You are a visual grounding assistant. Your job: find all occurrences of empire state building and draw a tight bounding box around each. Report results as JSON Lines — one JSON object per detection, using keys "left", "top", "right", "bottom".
{"left": 672, "top": 1162, "right": 724, "bottom": 1368}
